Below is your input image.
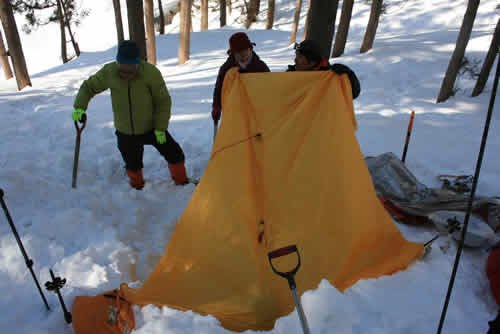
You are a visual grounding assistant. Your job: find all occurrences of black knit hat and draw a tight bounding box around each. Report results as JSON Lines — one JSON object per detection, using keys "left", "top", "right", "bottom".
{"left": 294, "top": 39, "right": 323, "bottom": 63}
{"left": 116, "top": 40, "right": 140, "bottom": 65}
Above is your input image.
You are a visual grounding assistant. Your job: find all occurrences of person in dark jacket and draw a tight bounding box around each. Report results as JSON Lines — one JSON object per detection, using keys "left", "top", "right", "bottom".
{"left": 211, "top": 32, "right": 270, "bottom": 123}
{"left": 72, "top": 40, "right": 188, "bottom": 190}
{"left": 287, "top": 39, "right": 361, "bottom": 99}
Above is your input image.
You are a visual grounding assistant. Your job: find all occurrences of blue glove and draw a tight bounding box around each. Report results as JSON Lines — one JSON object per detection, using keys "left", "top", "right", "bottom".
{"left": 72, "top": 108, "right": 86, "bottom": 121}
{"left": 154, "top": 130, "right": 166, "bottom": 144}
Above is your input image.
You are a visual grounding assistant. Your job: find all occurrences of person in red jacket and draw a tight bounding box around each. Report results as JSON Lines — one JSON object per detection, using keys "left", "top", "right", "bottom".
{"left": 211, "top": 32, "right": 270, "bottom": 123}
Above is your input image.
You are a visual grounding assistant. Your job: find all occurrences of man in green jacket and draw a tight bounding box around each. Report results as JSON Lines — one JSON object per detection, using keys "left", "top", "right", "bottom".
{"left": 72, "top": 40, "right": 187, "bottom": 189}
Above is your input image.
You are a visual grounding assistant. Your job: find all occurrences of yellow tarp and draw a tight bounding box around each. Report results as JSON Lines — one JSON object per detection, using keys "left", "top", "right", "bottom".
{"left": 121, "top": 68, "right": 423, "bottom": 331}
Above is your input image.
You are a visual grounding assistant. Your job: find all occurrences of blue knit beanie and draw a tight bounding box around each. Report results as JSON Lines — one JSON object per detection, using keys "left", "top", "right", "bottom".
{"left": 116, "top": 40, "right": 141, "bottom": 65}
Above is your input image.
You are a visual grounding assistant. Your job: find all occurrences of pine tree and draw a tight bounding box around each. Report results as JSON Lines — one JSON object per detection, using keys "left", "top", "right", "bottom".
{"left": 179, "top": 0, "right": 192, "bottom": 64}
{"left": 360, "top": 0, "right": 383, "bottom": 53}
{"left": 0, "top": 0, "right": 31, "bottom": 90}
{"left": 436, "top": 0, "right": 480, "bottom": 103}
{"left": 144, "top": 0, "right": 156, "bottom": 64}
{"left": 305, "top": 0, "right": 339, "bottom": 59}
{"left": 112, "top": 0, "right": 124, "bottom": 44}
{"left": 332, "top": 0, "right": 354, "bottom": 57}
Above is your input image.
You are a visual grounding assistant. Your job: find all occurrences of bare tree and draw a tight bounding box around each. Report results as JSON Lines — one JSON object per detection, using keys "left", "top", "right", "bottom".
{"left": 305, "top": 0, "right": 339, "bottom": 59}
{"left": 437, "top": 0, "right": 480, "bottom": 103}
{"left": 179, "top": 0, "right": 192, "bottom": 65}
{"left": 472, "top": 18, "right": 500, "bottom": 97}
{"left": 0, "top": 27, "right": 12, "bottom": 79}
{"left": 290, "top": 0, "right": 302, "bottom": 44}
{"left": 112, "top": 0, "right": 124, "bottom": 43}
{"left": 332, "top": 0, "right": 354, "bottom": 57}
{"left": 266, "top": 0, "right": 275, "bottom": 29}
{"left": 56, "top": 0, "right": 68, "bottom": 63}
{"left": 144, "top": 0, "right": 156, "bottom": 64}
{"left": 0, "top": 0, "right": 31, "bottom": 90}
{"left": 200, "top": 0, "right": 208, "bottom": 30}
{"left": 220, "top": 0, "right": 226, "bottom": 27}
{"left": 360, "top": 0, "right": 382, "bottom": 53}
{"left": 126, "top": 0, "right": 146, "bottom": 60}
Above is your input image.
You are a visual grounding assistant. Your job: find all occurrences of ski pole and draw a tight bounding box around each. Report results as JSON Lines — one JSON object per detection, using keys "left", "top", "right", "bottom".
{"left": 72, "top": 113, "right": 87, "bottom": 188}
{"left": 45, "top": 269, "right": 72, "bottom": 324}
{"left": 437, "top": 48, "right": 500, "bottom": 334}
{"left": 0, "top": 188, "right": 50, "bottom": 311}
{"left": 213, "top": 119, "right": 218, "bottom": 144}
{"left": 268, "top": 245, "right": 311, "bottom": 334}
{"left": 401, "top": 110, "right": 415, "bottom": 163}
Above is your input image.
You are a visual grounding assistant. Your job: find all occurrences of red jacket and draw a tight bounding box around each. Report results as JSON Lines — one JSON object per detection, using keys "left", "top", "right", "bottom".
{"left": 212, "top": 52, "right": 270, "bottom": 116}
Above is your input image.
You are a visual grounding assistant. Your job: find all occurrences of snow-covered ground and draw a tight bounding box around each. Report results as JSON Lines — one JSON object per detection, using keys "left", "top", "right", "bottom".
{"left": 0, "top": 0, "right": 499, "bottom": 333}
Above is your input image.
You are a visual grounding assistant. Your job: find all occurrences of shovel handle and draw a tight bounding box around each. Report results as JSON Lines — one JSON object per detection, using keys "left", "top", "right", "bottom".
{"left": 269, "top": 245, "right": 297, "bottom": 259}
{"left": 268, "top": 245, "right": 301, "bottom": 279}
{"left": 74, "top": 113, "right": 87, "bottom": 134}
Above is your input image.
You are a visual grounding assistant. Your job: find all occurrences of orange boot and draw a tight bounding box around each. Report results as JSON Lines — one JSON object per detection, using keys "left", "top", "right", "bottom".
{"left": 168, "top": 162, "right": 188, "bottom": 185}
{"left": 127, "top": 169, "right": 145, "bottom": 190}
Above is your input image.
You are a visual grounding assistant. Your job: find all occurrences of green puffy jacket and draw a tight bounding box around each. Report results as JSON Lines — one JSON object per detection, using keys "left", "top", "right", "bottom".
{"left": 73, "top": 61, "right": 171, "bottom": 135}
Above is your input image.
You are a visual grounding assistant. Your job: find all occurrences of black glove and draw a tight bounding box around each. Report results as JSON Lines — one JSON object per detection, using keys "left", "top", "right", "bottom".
{"left": 330, "top": 63, "right": 361, "bottom": 100}
{"left": 330, "top": 63, "right": 351, "bottom": 75}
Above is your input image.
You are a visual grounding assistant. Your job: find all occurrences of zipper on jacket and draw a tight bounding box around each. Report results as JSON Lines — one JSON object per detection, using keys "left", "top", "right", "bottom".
{"left": 128, "top": 81, "right": 135, "bottom": 134}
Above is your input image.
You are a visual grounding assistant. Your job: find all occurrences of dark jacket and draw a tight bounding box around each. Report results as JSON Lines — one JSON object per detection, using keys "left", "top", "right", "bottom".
{"left": 212, "top": 51, "right": 270, "bottom": 113}
{"left": 287, "top": 63, "right": 360, "bottom": 100}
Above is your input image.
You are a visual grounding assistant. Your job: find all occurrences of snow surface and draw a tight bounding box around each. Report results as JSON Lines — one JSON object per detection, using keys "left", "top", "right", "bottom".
{"left": 0, "top": 0, "right": 499, "bottom": 333}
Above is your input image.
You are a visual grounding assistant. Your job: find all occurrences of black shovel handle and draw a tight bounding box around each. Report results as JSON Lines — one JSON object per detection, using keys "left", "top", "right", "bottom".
{"left": 268, "top": 245, "right": 301, "bottom": 287}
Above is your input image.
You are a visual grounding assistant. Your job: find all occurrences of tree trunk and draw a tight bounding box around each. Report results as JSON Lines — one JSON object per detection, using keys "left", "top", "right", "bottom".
{"left": 0, "top": 0, "right": 31, "bottom": 90}
{"left": 144, "top": 0, "right": 156, "bottom": 64}
{"left": 158, "top": 0, "right": 165, "bottom": 34}
{"left": 0, "top": 27, "right": 12, "bottom": 79}
{"left": 220, "top": 0, "right": 226, "bottom": 27}
{"left": 57, "top": 0, "right": 68, "bottom": 63}
{"left": 290, "top": 0, "right": 302, "bottom": 44}
{"left": 112, "top": 0, "right": 125, "bottom": 43}
{"left": 332, "top": 0, "right": 354, "bottom": 57}
{"left": 59, "top": 0, "right": 80, "bottom": 57}
{"left": 472, "top": 18, "right": 500, "bottom": 97}
{"left": 360, "top": 0, "right": 382, "bottom": 54}
{"left": 228, "top": 0, "right": 232, "bottom": 15}
{"left": 126, "top": 0, "right": 146, "bottom": 60}
{"left": 201, "top": 0, "right": 208, "bottom": 30}
{"left": 178, "top": 0, "right": 192, "bottom": 65}
{"left": 246, "top": 0, "right": 259, "bottom": 29}
{"left": 305, "top": 0, "right": 339, "bottom": 59}
{"left": 302, "top": 0, "right": 311, "bottom": 40}
{"left": 166, "top": 3, "right": 180, "bottom": 25}
{"left": 436, "top": 0, "right": 480, "bottom": 103}
{"left": 266, "top": 0, "right": 275, "bottom": 30}
{"left": 256, "top": 0, "right": 260, "bottom": 15}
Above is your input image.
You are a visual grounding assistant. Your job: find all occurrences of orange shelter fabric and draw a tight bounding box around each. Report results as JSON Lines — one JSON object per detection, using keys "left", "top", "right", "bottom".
{"left": 120, "top": 69, "right": 423, "bottom": 331}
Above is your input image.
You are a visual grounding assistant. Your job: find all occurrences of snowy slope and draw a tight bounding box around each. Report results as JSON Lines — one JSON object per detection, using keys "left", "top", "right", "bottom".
{"left": 0, "top": 0, "right": 499, "bottom": 333}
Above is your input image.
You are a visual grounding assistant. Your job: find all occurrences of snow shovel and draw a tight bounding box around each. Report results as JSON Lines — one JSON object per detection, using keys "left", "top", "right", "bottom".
{"left": 213, "top": 119, "right": 218, "bottom": 144}
{"left": 72, "top": 114, "right": 87, "bottom": 188}
{"left": 268, "top": 245, "right": 311, "bottom": 334}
